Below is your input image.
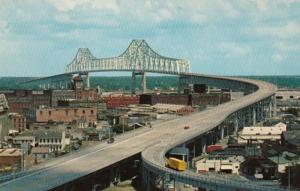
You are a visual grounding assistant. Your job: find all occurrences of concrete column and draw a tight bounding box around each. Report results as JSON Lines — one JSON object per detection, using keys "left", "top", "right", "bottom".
{"left": 252, "top": 107, "right": 257, "bottom": 125}
{"left": 131, "top": 72, "right": 136, "bottom": 95}
{"left": 201, "top": 137, "right": 207, "bottom": 153}
{"left": 207, "top": 86, "right": 210, "bottom": 93}
{"left": 220, "top": 127, "right": 224, "bottom": 139}
{"left": 234, "top": 116, "right": 239, "bottom": 134}
{"left": 86, "top": 72, "right": 90, "bottom": 89}
{"left": 141, "top": 72, "right": 146, "bottom": 94}
{"left": 272, "top": 96, "right": 277, "bottom": 117}
{"left": 268, "top": 101, "right": 272, "bottom": 118}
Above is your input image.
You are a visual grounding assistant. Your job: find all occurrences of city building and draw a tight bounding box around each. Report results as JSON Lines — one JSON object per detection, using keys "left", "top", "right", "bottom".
{"left": 31, "top": 147, "right": 50, "bottom": 163}
{"left": 4, "top": 90, "right": 51, "bottom": 114}
{"left": 238, "top": 122, "right": 287, "bottom": 144}
{"left": 13, "top": 131, "right": 36, "bottom": 147}
{"left": 283, "top": 130, "right": 300, "bottom": 151}
{"left": 103, "top": 95, "right": 139, "bottom": 109}
{"left": 0, "top": 94, "right": 11, "bottom": 141}
{"left": 8, "top": 113, "right": 26, "bottom": 132}
{"left": 0, "top": 148, "right": 22, "bottom": 172}
{"left": 36, "top": 107, "right": 97, "bottom": 124}
{"left": 240, "top": 157, "right": 277, "bottom": 180}
{"left": 76, "top": 89, "right": 98, "bottom": 100}
{"left": 57, "top": 99, "right": 107, "bottom": 120}
{"left": 268, "top": 151, "right": 300, "bottom": 173}
{"left": 152, "top": 104, "right": 194, "bottom": 115}
{"left": 49, "top": 90, "right": 76, "bottom": 107}
{"left": 34, "top": 130, "right": 68, "bottom": 152}
{"left": 139, "top": 92, "right": 230, "bottom": 106}
{"left": 195, "top": 155, "right": 245, "bottom": 174}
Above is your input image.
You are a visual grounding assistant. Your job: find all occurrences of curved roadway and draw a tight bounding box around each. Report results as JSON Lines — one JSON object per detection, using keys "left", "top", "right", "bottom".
{"left": 142, "top": 73, "right": 284, "bottom": 191}
{"left": 0, "top": 73, "right": 280, "bottom": 191}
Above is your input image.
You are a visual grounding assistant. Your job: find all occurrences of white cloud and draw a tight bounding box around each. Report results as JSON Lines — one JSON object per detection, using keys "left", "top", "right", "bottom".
{"left": 47, "top": 0, "right": 120, "bottom": 14}
{"left": 219, "top": 42, "right": 251, "bottom": 58}
{"left": 47, "top": 0, "right": 81, "bottom": 12}
{"left": 255, "top": 21, "right": 300, "bottom": 39}
{"left": 154, "top": 8, "right": 173, "bottom": 22}
{"left": 272, "top": 53, "right": 285, "bottom": 62}
{"left": 0, "top": 20, "right": 8, "bottom": 36}
{"left": 89, "top": 0, "right": 120, "bottom": 14}
{"left": 274, "top": 41, "right": 299, "bottom": 52}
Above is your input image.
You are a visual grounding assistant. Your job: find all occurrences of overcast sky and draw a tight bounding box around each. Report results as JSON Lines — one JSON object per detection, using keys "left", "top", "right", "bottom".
{"left": 0, "top": 0, "right": 299, "bottom": 76}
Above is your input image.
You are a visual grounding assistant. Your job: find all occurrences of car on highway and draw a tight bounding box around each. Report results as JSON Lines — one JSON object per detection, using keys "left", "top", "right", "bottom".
{"left": 184, "top": 126, "right": 190, "bottom": 130}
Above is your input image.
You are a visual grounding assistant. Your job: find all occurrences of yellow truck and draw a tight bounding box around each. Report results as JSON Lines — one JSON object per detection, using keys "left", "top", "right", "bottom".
{"left": 166, "top": 157, "right": 186, "bottom": 171}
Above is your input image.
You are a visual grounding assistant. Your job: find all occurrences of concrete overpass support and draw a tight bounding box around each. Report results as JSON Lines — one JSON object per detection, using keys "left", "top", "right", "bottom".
{"left": 86, "top": 72, "right": 90, "bottom": 89}
{"left": 110, "top": 168, "right": 120, "bottom": 186}
{"left": 220, "top": 126, "right": 224, "bottom": 139}
{"left": 271, "top": 95, "right": 277, "bottom": 117}
{"left": 201, "top": 137, "right": 207, "bottom": 154}
{"left": 234, "top": 116, "right": 239, "bottom": 134}
{"left": 131, "top": 72, "right": 136, "bottom": 94}
{"left": 252, "top": 107, "right": 257, "bottom": 125}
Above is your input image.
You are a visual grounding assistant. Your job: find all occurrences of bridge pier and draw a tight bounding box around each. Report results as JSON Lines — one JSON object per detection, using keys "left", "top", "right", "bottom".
{"left": 131, "top": 71, "right": 147, "bottom": 94}
{"left": 131, "top": 72, "right": 136, "bottom": 94}
{"left": 86, "top": 72, "right": 90, "bottom": 89}
{"left": 141, "top": 72, "right": 146, "bottom": 93}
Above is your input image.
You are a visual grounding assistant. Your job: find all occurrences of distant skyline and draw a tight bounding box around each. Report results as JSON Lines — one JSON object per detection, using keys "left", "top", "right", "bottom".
{"left": 0, "top": 0, "right": 299, "bottom": 77}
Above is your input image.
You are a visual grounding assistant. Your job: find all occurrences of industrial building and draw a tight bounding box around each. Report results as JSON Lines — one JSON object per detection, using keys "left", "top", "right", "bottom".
{"left": 139, "top": 92, "right": 230, "bottom": 106}
{"left": 238, "top": 122, "right": 287, "bottom": 144}
{"left": 57, "top": 99, "right": 107, "bottom": 120}
{"left": 36, "top": 107, "right": 97, "bottom": 124}
{"left": 195, "top": 155, "right": 245, "bottom": 174}
{"left": 103, "top": 95, "right": 139, "bottom": 109}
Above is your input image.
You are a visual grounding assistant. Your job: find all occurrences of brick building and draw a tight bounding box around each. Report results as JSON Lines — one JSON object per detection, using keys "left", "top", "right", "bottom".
{"left": 4, "top": 90, "right": 51, "bottom": 114}
{"left": 139, "top": 93, "right": 230, "bottom": 106}
{"left": 0, "top": 148, "right": 22, "bottom": 172}
{"left": 57, "top": 99, "right": 107, "bottom": 120}
{"left": 36, "top": 107, "right": 97, "bottom": 123}
{"left": 75, "top": 89, "right": 98, "bottom": 100}
{"left": 103, "top": 95, "right": 139, "bottom": 109}
{"left": 48, "top": 90, "right": 76, "bottom": 107}
{"left": 8, "top": 113, "right": 26, "bottom": 132}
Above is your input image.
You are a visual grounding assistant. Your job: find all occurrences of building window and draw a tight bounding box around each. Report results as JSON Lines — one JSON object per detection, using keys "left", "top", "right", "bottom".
{"left": 40, "top": 111, "right": 43, "bottom": 115}
{"left": 65, "top": 110, "right": 69, "bottom": 116}
{"left": 48, "top": 111, "right": 52, "bottom": 116}
{"left": 83, "top": 110, "right": 85, "bottom": 114}
{"left": 91, "top": 110, "right": 94, "bottom": 115}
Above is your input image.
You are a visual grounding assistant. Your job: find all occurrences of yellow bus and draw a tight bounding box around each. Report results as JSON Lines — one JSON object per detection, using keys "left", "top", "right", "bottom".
{"left": 166, "top": 157, "right": 186, "bottom": 171}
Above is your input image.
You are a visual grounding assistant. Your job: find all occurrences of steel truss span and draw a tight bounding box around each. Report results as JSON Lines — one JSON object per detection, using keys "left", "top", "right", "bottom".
{"left": 65, "top": 39, "right": 190, "bottom": 75}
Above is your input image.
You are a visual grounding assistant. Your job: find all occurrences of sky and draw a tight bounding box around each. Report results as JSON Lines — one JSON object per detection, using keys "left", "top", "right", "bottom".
{"left": 0, "top": 0, "right": 299, "bottom": 77}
